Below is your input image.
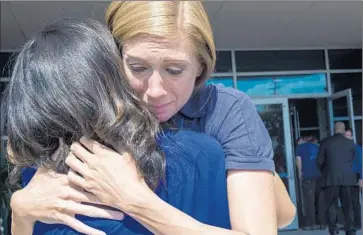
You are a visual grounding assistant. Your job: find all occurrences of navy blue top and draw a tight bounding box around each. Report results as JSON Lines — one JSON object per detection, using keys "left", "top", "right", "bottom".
{"left": 170, "top": 84, "right": 275, "bottom": 173}
{"left": 352, "top": 144, "right": 362, "bottom": 180}
{"left": 23, "top": 131, "right": 231, "bottom": 235}
{"left": 296, "top": 142, "right": 321, "bottom": 179}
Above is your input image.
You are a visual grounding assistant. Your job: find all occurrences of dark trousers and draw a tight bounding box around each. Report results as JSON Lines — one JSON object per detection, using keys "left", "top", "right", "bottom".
{"left": 351, "top": 186, "right": 361, "bottom": 228}
{"left": 301, "top": 178, "right": 325, "bottom": 227}
{"left": 324, "top": 186, "right": 355, "bottom": 234}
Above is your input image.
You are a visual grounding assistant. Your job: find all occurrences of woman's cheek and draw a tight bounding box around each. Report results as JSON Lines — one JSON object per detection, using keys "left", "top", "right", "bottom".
{"left": 129, "top": 78, "right": 146, "bottom": 95}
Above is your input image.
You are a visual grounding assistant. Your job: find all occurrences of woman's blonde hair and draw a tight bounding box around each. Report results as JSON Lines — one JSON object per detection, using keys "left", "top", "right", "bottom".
{"left": 106, "top": 1, "right": 216, "bottom": 88}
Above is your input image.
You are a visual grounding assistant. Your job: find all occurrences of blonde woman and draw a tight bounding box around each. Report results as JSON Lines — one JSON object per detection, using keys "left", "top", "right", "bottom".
{"left": 10, "top": 2, "right": 296, "bottom": 235}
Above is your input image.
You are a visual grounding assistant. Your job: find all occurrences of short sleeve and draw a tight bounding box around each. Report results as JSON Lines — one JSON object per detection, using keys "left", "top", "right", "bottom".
{"left": 296, "top": 145, "right": 303, "bottom": 158}
{"left": 213, "top": 90, "right": 275, "bottom": 172}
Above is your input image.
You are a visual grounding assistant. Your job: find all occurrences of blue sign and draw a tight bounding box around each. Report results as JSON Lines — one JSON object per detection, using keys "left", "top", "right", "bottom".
{"left": 238, "top": 73, "right": 327, "bottom": 96}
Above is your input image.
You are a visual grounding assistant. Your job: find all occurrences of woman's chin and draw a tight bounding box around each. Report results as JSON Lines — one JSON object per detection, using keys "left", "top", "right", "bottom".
{"left": 155, "top": 113, "right": 173, "bottom": 123}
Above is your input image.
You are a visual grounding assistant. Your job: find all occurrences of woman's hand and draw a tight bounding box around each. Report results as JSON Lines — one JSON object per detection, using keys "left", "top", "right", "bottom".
{"left": 66, "top": 137, "right": 152, "bottom": 214}
{"left": 11, "top": 167, "right": 124, "bottom": 235}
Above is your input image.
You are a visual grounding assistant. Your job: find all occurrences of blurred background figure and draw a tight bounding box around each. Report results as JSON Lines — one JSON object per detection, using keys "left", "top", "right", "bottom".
{"left": 345, "top": 128, "right": 362, "bottom": 230}
{"left": 296, "top": 135, "right": 324, "bottom": 230}
{"left": 317, "top": 122, "right": 357, "bottom": 235}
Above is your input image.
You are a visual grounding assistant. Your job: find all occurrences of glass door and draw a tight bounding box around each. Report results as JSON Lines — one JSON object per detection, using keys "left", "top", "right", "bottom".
{"left": 328, "top": 89, "right": 356, "bottom": 141}
{"left": 253, "top": 97, "right": 298, "bottom": 230}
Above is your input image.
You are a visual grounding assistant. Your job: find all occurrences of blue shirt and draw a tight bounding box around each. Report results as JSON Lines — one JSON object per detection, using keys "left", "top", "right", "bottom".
{"left": 170, "top": 84, "right": 275, "bottom": 173}
{"left": 23, "top": 131, "right": 231, "bottom": 235}
{"left": 352, "top": 144, "right": 362, "bottom": 179}
{"left": 296, "top": 142, "right": 321, "bottom": 179}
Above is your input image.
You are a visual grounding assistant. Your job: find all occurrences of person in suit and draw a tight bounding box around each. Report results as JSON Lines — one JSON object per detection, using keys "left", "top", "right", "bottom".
{"left": 316, "top": 122, "right": 356, "bottom": 235}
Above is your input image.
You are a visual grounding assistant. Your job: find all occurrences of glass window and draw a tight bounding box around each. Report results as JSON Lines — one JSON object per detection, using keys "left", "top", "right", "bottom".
{"left": 328, "top": 49, "right": 362, "bottom": 70}
{"left": 255, "top": 103, "right": 289, "bottom": 189}
{"left": 215, "top": 51, "right": 232, "bottom": 73}
{"left": 274, "top": 74, "right": 327, "bottom": 95}
{"left": 235, "top": 50, "right": 325, "bottom": 72}
{"left": 332, "top": 97, "right": 348, "bottom": 117}
{"left": 206, "top": 77, "right": 233, "bottom": 87}
{"left": 237, "top": 77, "right": 274, "bottom": 96}
{"left": 340, "top": 120, "right": 362, "bottom": 146}
{"left": 238, "top": 74, "right": 327, "bottom": 97}
{"left": 331, "top": 73, "right": 362, "bottom": 116}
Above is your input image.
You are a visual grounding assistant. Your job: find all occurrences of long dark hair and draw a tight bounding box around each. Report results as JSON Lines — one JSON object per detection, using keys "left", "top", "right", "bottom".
{"left": 3, "top": 18, "right": 164, "bottom": 188}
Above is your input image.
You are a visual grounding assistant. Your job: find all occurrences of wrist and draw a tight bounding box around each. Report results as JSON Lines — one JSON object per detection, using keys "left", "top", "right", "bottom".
{"left": 10, "top": 190, "right": 35, "bottom": 223}
{"left": 12, "top": 211, "right": 35, "bottom": 235}
{"left": 12, "top": 212, "right": 35, "bottom": 226}
{"left": 117, "top": 182, "right": 156, "bottom": 216}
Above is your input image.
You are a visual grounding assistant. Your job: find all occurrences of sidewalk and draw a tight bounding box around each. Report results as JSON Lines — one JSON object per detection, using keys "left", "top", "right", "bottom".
{"left": 279, "top": 229, "right": 362, "bottom": 235}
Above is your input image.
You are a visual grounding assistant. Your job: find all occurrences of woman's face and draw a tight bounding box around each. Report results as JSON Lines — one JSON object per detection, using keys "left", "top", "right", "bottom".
{"left": 122, "top": 35, "right": 203, "bottom": 122}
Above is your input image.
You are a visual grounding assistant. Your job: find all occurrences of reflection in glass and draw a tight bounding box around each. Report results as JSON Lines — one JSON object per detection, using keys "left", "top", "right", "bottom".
{"left": 238, "top": 74, "right": 327, "bottom": 97}
{"left": 331, "top": 73, "right": 362, "bottom": 116}
{"left": 275, "top": 74, "right": 327, "bottom": 95}
{"left": 255, "top": 104, "right": 289, "bottom": 190}
{"left": 333, "top": 97, "right": 349, "bottom": 117}
{"left": 237, "top": 77, "right": 275, "bottom": 96}
{"left": 206, "top": 77, "right": 233, "bottom": 87}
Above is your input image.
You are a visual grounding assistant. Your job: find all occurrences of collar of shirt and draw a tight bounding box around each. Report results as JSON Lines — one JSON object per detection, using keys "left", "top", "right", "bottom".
{"left": 178, "top": 85, "right": 211, "bottom": 119}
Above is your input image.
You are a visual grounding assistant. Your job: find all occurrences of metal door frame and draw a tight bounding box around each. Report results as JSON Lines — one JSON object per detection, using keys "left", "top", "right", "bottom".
{"left": 328, "top": 89, "right": 356, "bottom": 142}
{"left": 253, "top": 97, "right": 298, "bottom": 230}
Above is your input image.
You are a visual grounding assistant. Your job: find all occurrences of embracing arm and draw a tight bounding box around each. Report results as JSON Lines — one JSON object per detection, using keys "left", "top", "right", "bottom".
{"left": 274, "top": 173, "right": 296, "bottom": 228}
{"left": 123, "top": 171, "right": 292, "bottom": 235}
{"left": 66, "top": 140, "right": 248, "bottom": 235}
{"left": 67, "top": 138, "right": 290, "bottom": 235}
{"left": 9, "top": 168, "right": 123, "bottom": 235}
{"left": 124, "top": 186, "right": 248, "bottom": 235}
{"left": 121, "top": 170, "right": 280, "bottom": 235}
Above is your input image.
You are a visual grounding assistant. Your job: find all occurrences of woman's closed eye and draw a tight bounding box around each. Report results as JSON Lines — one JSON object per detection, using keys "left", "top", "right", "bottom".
{"left": 165, "top": 67, "right": 183, "bottom": 76}
{"left": 130, "top": 65, "right": 148, "bottom": 73}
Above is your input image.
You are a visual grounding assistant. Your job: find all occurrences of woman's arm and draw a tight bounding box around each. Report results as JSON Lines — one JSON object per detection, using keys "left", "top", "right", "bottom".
{"left": 129, "top": 173, "right": 294, "bottom": 234}
{"left": 10, "top": 168, "right": 123, "bottom": 235}
{"left": 66, "top": 138, "right": 294, "bottom": 235}
{"left": 121, "top": 172, "right": 293, "bottom": 234}
{"left": 11, "top": 210, "right": 34, "bottom": 235}
{"left": 124, "top": 186, "right": 247, "bottom": 235}
{"left": 126, "top": 171, "right": 278, "bottom": 235}
{"left": 273, "top": 173, "right": 296, "bottom": 228}
{"left": 227, "top": 170, "right": 276, "bottom": 234}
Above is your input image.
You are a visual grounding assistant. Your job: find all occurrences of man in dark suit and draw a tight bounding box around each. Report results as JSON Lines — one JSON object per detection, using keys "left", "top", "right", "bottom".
{"left": 316, "top": 122, "right": 356, "bottom": 235}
